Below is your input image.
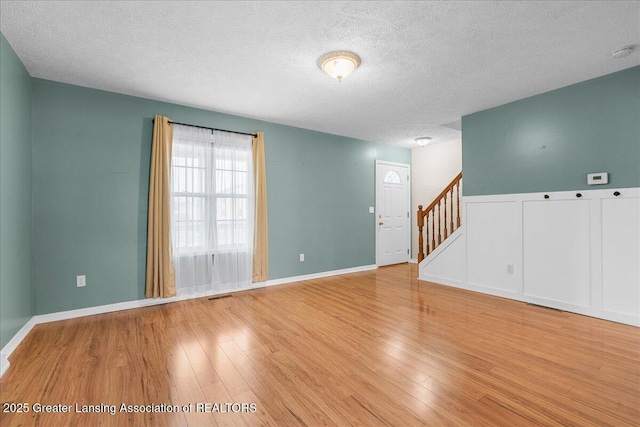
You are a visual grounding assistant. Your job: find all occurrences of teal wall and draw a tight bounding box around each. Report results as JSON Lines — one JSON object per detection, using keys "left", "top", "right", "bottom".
{"left": 31, "top": 79, "right": 410, "bottom": 315}
{"left": 462, "top": 66, "right": 640, "bottom": 196}
{"left": 0, "top": 33, "right": 33, "bottom": 348}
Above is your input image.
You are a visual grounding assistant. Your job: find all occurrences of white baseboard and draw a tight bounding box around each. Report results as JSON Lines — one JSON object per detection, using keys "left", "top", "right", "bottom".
{"left": 409, "top": 258, "right": 417, "bottom": 264}
{"left": 34, "top": 264, "right": 377, "bottom": 325}
{"left": 1, "top": 317, "right": 36, "bottom": 358}
{"left": 0, "top": 317, "right": 37, "bottom": 377}
{"left": 261, "top": 264, "right": 377, "bottom": 287}
{"left": 0, "top": 263, "right": 377, "bottom": 378}
{"left": 1, "top": 354, "right": 10, "bottom": 377}
{"left": 32, "top": 283, "right": 259, "bottom": 324}
{"left": 34, "top": 297, "right": 176, "bottom": 324}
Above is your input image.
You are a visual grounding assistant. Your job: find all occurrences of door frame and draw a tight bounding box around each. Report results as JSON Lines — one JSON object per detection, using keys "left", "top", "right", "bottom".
{"left": 375, "top": 160, "right": 411, "bottom": 267}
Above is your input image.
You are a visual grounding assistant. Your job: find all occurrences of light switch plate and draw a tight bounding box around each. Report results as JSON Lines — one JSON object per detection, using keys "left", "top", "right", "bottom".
{"left": 369, "top": 206, "right": 374, "bottom": 214}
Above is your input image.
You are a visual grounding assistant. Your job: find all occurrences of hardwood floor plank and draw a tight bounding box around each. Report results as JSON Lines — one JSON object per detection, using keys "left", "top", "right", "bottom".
{"left": 202, "top": 342, "right": 252, "bottom": 398}
{"left": 182, "top": 324, "right": 223, "bottom": 388}
{"left": 233, "top": 390, "right": 279, "bottom": 427}
{"left": 202, "top": 382, "right": 248, "bottom": 427}
{"left": 1, "top": 264, "right": 638, "bottom": 426}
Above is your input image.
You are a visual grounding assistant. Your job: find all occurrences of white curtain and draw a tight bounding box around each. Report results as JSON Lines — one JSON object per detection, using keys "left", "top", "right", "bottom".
{"left": 170, "top": 124, "right": 254, "bottom": 295}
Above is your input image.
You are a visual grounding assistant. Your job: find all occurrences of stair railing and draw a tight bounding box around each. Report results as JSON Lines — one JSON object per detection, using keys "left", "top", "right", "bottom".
{"left": 417, "top": 172, "right": 462, "bottom": 263}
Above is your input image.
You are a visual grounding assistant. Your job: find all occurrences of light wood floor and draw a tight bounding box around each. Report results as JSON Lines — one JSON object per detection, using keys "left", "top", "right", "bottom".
{"left": 1, "top": 264, "right": 638, "bottom": 426}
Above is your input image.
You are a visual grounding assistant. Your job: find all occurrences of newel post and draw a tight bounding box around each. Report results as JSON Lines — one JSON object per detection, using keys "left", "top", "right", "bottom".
{"left": 417, "top": 205, "right": 424, "bottom": 263}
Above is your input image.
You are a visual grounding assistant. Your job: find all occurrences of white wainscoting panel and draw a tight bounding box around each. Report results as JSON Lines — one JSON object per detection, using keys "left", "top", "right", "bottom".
{"left": 601, "top": 196, "right": 640, "bottom": 318}
{"left": 466, "top": 201, "right": 517, "bottom": 293}
{"left": 523, "top": 199, "right": 591, "bottom": 307}
{"left": 419, "top": 228, "right": 464, "bottom": 286}
{"left": 418, "top": 187, "right": 639, "bottom": 326}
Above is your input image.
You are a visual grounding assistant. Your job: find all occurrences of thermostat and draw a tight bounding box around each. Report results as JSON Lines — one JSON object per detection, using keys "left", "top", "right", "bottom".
{"left": 587, "top": 172, "right": 608, "bottom": 185}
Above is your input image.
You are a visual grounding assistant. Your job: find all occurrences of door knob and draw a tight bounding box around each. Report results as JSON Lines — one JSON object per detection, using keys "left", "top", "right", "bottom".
{"left": 379, "top": 222, "right": 384, "bottom": 225}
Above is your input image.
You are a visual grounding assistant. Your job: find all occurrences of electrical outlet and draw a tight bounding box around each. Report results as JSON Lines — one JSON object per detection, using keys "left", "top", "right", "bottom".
{"left": 299, "top": 254, "right": 304, "bottom": 262}
{"left": 368, "top": 206, "right": 374, "bottom": 214}
{"left": 506, "top": 265, "right": 514, "bottom": 274}
{"left": 77, "top": 275, "right": 86, "bottom": 287}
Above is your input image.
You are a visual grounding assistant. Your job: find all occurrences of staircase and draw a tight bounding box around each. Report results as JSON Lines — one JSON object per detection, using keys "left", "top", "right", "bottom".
{"left": 417, "top": 172, "right": 462, "bottom": 263}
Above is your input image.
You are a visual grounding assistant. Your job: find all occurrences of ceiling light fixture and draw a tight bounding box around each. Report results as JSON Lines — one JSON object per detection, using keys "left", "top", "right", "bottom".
{"left": 415, "top": 137, "right": 433, "bottom": 146}
{"left": 318, "top": 51, "right": 361, "bottom": 82}
{"left": 611, "top": 45, "right": 636, "bottom": 59}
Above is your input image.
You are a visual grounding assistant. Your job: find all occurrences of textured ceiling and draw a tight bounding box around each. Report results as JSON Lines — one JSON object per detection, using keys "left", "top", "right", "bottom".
{"left": 1, "top": 1, "right": 639, "bottom": 148}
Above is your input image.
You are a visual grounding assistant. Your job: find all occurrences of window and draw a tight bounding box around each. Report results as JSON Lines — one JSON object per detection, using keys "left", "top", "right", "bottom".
{"left": 171, "top": 126, "right": 253, "bottom": 253}
{"left": 170, "top": 124, "right": 254, "bottom": 293}
{"left": 214, "top": 147, "right": 249, "bottom": 247}
{"left": 383, "top": 170, "right": 401, "bottom": 184}
{"left": 172, "top": 143, "right": 207, "bottom": 249}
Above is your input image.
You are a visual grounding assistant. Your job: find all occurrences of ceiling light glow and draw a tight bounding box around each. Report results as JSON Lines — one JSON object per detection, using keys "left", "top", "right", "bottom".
{"left": 415, "top": 137, "right": 433, "bottom": 146}
{"left": 318, "top": 51, "right": 361, "bottom": 82}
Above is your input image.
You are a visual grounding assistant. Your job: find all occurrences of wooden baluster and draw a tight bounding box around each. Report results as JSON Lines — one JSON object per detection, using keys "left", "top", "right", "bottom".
{"left": 450, "top": 187, "right": 455, "bottom": 233}
{"left": 437, "top": 202, "right": 442, "bottom": 245}
{"left": 425, "top": 210, "right": 430, "bottom": 256}
{"left": 456, "top": 180, "right": 461, "bottom": 228}
{"left": 431, "top": 209, "right": 435, "bottom": 253}
{"left": 426, "top": 211, "right": 430, "bottom": 256}
{"left": 443, "top": 193, "right": 448, "bottom": 239}
{"left": 417, "top": 205, "right": 424, "bottom": 263}
{"left": 419, "top": 172, "right": 463, "bottom": 257}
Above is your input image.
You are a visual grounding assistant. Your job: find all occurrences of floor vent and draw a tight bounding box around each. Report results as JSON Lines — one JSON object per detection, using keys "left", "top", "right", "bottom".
{"left": 526, "top": 303, "right": 563, "bottom": 312}
{"left": 208, "top": 294, "right": 232, "bottom": 301}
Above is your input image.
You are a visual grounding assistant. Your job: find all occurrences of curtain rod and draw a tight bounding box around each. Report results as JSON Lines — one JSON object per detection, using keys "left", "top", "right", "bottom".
{"left": 153, "top": 119, "right": 257, "bottom": 137}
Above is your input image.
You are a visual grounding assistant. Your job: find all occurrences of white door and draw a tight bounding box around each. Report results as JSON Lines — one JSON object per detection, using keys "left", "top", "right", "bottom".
{"left": 376, "top": 161, "right": 410, "bottom": 266}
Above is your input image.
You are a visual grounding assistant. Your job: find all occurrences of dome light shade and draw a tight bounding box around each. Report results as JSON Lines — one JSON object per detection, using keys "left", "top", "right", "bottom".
{"left": 318, "top": 51, "right": 361, "bottom": 82}
{"left": 612, "top": 45, "right": 636, "bottom": 59}
{"left": 415, "top": 137, "right": 433, "bottom": 146}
